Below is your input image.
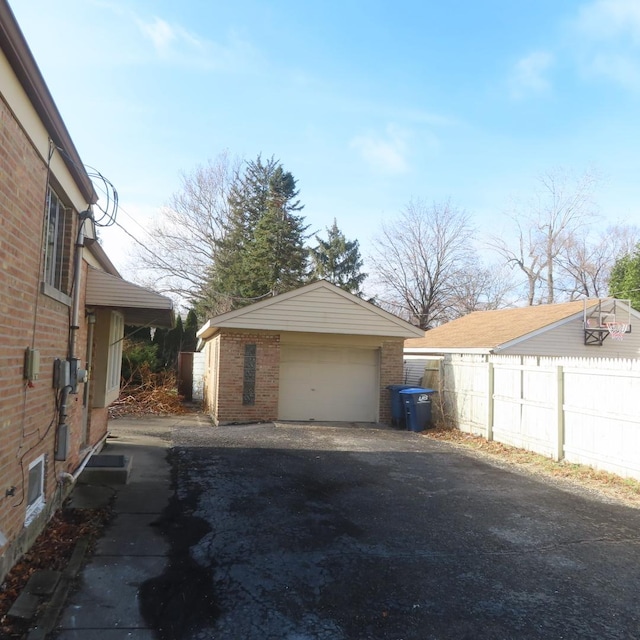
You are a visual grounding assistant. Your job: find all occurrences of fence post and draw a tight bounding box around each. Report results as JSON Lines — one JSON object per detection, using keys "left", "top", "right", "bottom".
{"left": 487, "top": 361, "right": 494, "bottom": 441}
{"left": 555, "top": 365, "right": 564, "bottom": 462}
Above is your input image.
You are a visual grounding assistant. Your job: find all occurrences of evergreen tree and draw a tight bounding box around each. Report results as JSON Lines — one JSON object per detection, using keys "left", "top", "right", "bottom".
{"left": 309, "top": 219, "right": 367, "bottom": 295}
{"left": 154, "top": 316, "right": 184, "bottom": 370}
{"left": 163, "top": 315, "right": 184, "bottom": 370}
{"left": 208, "top": 155, "right": 309, "bottom": 309}
{"left": 152, "top": 325, "right": 166, "bottom": 363}
{"left": 183, "top": 309, "right": 199, "bottom": 352}
{"left": 609, "top": 244, "right": 640, "bottom": 310}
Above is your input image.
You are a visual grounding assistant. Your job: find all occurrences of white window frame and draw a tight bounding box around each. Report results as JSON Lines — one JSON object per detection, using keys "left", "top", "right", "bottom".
{"left": 92, "top": 309, "right": 125, "bottom": 408}
{"left": 43, "top": 187, "right": 70, "bottom": 294}
{"left": 25, "top": 454, "right": 45, "bottom": 526}
{"left": 106, "top": 311, "right": 124, "bottom": 398}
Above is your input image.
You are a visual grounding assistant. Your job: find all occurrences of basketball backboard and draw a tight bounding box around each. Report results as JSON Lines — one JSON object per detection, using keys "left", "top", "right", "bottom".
{"left": 583, "top": 298, "right": 632, "bottom": 345}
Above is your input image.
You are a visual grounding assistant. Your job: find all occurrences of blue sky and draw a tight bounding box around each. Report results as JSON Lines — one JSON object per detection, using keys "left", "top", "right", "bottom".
{"left": 10, "top": 0, "right": 640, "bottom": 280}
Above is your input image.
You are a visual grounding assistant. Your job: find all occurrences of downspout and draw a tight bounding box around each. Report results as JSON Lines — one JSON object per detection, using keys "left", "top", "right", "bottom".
{"left": 56, "top": 211, "right": 92, "bottom": 460}
{"left": 70, "top": 211, "right": 92, "bottom": 361}
{"left": 58, "top": 431, "right": 108, "bottom": 486}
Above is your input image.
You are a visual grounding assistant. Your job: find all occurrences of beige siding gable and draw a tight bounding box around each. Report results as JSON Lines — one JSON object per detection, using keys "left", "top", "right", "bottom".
{"left": 201, "top": 281, "right": 423, "bottom": 339}
{"left": 501, "top": 315, "right": 640, "bottom": 358}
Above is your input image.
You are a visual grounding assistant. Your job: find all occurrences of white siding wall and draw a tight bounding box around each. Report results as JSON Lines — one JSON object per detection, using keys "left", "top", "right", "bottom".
{"left": 403, "top": 356, "right": 443, "bottom": 389}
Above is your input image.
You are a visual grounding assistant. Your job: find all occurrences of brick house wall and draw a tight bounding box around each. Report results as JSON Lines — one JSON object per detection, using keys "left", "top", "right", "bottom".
{"left": 0, "top": 92, "right": 102, "bottom": 582}
{"left": 1, "top": 5, "right": 172, "bottom": 583}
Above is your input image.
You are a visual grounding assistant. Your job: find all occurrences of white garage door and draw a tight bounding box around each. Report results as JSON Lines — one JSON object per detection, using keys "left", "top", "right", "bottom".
{"left": 278, "top": 346, "right": 379, "bottom": 422}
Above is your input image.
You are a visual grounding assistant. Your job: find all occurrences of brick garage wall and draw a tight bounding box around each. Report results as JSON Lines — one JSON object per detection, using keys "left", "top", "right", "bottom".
{"left": 379, "top": 339, "right": 405, "bottom": 424}
{"left": 0, "top": 95, "right": 92, "bottom": 582}
{"left": 214, "top": 330, "right": 280, "bottom": 424}
{"left": 201, "top": 335, "right": 220, "bottom": 422}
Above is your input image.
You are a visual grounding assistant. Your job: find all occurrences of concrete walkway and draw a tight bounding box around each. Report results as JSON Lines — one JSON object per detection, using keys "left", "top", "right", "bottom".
{"left": 53, "top": 413, "right": 210, "bottom": 640}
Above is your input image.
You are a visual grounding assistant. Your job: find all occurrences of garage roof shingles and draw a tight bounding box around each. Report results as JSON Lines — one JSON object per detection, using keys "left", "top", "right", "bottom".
{"left": 405, "top": 300, "right": 595, "bottom": 350}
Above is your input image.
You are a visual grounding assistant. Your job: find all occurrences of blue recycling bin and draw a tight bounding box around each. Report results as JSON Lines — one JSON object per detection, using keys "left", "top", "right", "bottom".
{"left": 399, "top": 387, "right": 435, "bottom": 432}
{"left": 386, "top": 384, "right": 415, "bottom": 428}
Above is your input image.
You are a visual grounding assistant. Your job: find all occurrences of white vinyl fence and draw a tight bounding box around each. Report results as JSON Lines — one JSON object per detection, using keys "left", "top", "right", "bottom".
{"left": 434, "top": 354, "right": 640, "bottom": 480}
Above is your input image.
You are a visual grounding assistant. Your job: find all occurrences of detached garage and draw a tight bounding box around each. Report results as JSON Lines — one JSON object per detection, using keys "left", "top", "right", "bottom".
{"left": 197, "top": 280, "right": 423, "bottom": 425}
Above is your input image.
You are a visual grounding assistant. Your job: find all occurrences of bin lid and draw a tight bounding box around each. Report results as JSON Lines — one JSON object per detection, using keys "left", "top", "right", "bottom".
{"left": 398, "top": 387, "right": 436, "bottom": 394}
{"left": 386, "top": 384, "right": 415, "bottom": 391}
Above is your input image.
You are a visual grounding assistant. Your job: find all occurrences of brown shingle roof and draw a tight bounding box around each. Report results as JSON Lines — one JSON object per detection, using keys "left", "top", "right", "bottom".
{"left": 405, "top": 300, "right": 597, "bottom": 350}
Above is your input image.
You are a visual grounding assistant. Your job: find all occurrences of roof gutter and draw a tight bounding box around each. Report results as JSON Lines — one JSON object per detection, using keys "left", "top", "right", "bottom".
{"left": 403, "top": 347, "right": 494, "bottom": 355}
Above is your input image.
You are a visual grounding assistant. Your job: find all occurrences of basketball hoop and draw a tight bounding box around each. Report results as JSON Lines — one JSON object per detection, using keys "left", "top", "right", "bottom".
{"left": 606, "top": 322, "right": 628, "bottom": 341}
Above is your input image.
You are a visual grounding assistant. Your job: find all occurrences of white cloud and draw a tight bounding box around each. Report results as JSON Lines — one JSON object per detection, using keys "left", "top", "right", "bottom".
{"left": 576, "top": 0, "right": 640, "bottom": 41}
{"left": 350, "top": 125, "right": 410, "bottom": 174}
{"left": 510, "top": 51, "right": 554, "bottom": 99}
{"left": 136, "top": 16, "right": 253, "bottom": 71}
{"left": 573, "top": 0, "right": 640, "bottom": 88}
{"left": 138, "top": 17, "right": 179, "bottom": 54}
{"left": 590, "top": 52, "right": 640, "bottom": 86}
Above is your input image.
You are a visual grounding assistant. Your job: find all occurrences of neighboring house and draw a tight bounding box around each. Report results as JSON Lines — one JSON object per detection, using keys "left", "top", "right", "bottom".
{"left": 197, "top": 280, "right": 424, "bottom": 425}
{"left": 0, "top": 1, "right": 173, "bottom": 582}
{"left": 404, "top": 299, "right": 640, "bottom": 360}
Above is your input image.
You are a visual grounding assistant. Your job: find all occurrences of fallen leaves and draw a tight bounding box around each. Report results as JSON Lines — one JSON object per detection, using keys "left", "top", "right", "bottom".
{"left": 0, "top": 506, "right": 111, "bottom": 639}
{"left": 423, "top": 426, "right": 640, "bottom": 507}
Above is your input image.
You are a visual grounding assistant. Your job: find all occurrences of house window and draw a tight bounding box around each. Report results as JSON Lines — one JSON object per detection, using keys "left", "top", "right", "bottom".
{"left": 243, "top": 343, "right": 256, "bottom": 405}
{"left": 25, "top": 455, "right": 45, "bottom": 526}
{"left": 43, "top": 187, "right": 70, "bottom": 293}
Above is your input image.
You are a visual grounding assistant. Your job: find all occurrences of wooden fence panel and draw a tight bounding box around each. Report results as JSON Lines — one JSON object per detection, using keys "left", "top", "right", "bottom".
{"left": 443, "top": 355, "right": 488, "bottom": 436}
{"left": 563, "top": 364, "right": 640, "bottom": 478}
{"left": 440, "top": 354, "right": 640, "bottom": 480}
{"left": 492, "top": 361, "right": 557, "bottom": 457}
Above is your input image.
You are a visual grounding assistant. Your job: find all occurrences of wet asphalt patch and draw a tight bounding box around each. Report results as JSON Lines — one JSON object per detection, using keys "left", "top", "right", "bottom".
{"left": 139, "top": 422, "right": 640, "bottom": 639}
{"left": 138, "top": 449, "right": 220, "bottom": 638}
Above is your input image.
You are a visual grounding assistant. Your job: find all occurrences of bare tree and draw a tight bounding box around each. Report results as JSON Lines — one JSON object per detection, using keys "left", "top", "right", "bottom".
{"left": 557, "top": 224, "right": 640, "bottom": 299}
{"left": 133, "top": 151, "right": 240, "bottom": 310}
{"left": 489, "top": 167, "right": 599, "bottom": 304}
{"left": 446, "top": 263, "right": 516, "bottom": 319}
{"left": 369, "top": 199, "right": 483, "bottom": 329}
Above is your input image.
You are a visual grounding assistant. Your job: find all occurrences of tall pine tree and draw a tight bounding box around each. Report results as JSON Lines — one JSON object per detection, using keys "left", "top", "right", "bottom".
{"left": 207, "top": 155, "right": 309, "bottom": 310}
{"left": 309, "top": 219, "right": 367, "bottom": 296}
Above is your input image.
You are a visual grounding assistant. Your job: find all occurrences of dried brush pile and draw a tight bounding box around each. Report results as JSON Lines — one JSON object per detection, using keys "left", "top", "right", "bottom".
{"left": 109, "top": 365, "right": 187, "bottom": 418}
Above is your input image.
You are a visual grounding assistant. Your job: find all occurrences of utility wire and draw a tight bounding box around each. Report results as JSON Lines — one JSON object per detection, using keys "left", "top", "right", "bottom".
{"left": 53, "top": 145, "right": 118, "bottom": 227}
{"left": 110, "top": 209, "right": 274, "bottom": 304}
{"left": 52, "top": 145, "right": 295, "bottom": 304}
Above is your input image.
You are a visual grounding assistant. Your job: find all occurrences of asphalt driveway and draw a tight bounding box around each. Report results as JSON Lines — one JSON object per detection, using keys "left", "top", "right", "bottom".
{"left": 140, "top": 420, "right": 640, "bottom": 640}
